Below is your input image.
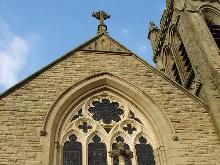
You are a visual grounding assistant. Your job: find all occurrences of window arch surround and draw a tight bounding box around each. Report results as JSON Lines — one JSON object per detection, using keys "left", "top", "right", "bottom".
{"left": 200, "top": 5, "right": 220, "bottom": 50}
{"left": 200, "top": 5, "right": 220, "bottom": 27}
{"left": 39, "top": 73, "right": 179, "bottom": 165}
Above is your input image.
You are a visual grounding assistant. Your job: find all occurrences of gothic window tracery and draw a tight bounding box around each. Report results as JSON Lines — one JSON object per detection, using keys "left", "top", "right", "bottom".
{"left": 61, "top": 92, "right": 156, "bottom": 165}
{"left": 88, "top": 98, "right": 124, "bottom": 124}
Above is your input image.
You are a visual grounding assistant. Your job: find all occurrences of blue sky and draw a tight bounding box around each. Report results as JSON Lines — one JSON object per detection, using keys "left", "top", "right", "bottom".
{"left": 0, "top": 0, "right": 166, "bottom": 92}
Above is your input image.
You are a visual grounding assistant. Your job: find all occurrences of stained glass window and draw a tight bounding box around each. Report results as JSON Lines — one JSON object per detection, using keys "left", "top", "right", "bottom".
{"left": 88, "top": 99, "right": 124, "bottom": 124}
{"left": 88, "top": 135, "right": 108, "bottom": 165}
{"left": 135, "top": 137, "right": 155, "bottom": 165}
{"left": 62, "top": 95, "right": 157, "bottom": 165}
{"left": 63, "top": 134, "right": 82, "bottom": 165}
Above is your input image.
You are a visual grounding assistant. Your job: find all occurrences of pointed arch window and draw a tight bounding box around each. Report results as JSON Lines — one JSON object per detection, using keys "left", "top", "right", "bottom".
{"left": 61, "top": 92, "right": 157, "bottom": 165}
{"left": 88, "top": 135, "right": 108, "bottom": 165}
{"left": 202, "top": 8, "right": 220, "bottom": 50}
{"left": 63, "top": 134, "right": 82, "bottom": 165}
{"left": 135, "top": 136, "right": 155, "bottom": 165}
{"left": 165, "top": 27, "right": 203, "bottom": 96}
{"left": 207, "top": 22, "right": 220, "bottom": 49}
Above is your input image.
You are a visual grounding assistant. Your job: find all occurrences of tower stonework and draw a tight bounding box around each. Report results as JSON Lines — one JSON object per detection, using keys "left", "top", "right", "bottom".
{"left": 149, "top": 0, "right": 220, "bottom": 139}
{"left": 0, "top": 6, "right": 220, "bottom": 165}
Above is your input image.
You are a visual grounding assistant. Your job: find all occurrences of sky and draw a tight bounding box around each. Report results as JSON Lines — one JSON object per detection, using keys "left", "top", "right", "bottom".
{"left": 0, "top": 0, "right": 166, "bottom": 93}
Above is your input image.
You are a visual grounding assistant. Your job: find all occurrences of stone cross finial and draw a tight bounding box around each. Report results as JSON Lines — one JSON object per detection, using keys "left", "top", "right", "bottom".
{"left": 92, "top": 11, "right": 111, "bottom": 34}
{"left": 92, "top": 11, "right": 111, "bottom": 25}
{"left": 109, "top": 142, "right": 133, "bottom": 165}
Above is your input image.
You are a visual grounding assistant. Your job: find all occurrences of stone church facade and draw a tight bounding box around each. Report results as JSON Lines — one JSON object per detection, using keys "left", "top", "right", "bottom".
{"left": 0, "top": 0, "right": 220, "bottom": 164}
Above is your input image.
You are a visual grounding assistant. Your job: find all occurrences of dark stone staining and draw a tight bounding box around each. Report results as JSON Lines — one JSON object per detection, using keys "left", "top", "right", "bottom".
{"left": 63, "top": 134, "right": 82, "bottom": 165}
{"left": 71, "top": 109, "right": 83, "bottom": 121}
{"left": 78, "top": 122, "right": 92, "bottom": 133}
{"left": 135, "top": 136, "right": 155, "bottom": 165}
{"left": 112, "top": 136, "right": 132, "bottom": 165}
{"left": 123, "top": 124, "right": 137, "bottom": 135}
{"left": 88, "top": 135, "right": 108, "bottom": 165}
{"left": 88, "top": 99, "right": 124, "bottom": 124}
{"left": 129, "top": 111, "right": 142, "bottom": 124}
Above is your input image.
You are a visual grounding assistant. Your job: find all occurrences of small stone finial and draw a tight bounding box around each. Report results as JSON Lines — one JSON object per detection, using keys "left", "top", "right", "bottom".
{"left": 148, "top": 22, "right": 160, "bottom": 39}
{"left": 149, "top": 22, "right": 159, "bottom": 33}
{"left": 92, "top": 10, "right": 111, "bottom": 34}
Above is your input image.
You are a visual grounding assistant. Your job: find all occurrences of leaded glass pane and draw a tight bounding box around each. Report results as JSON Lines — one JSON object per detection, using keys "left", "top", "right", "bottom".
{"left": 63, "top": 134, "right": 82, "bottom": 165}
{"left": 135, "top": 137, "right": 155, "bottom": 165}
{"left": 88, "top": 135, "right": 107, "bottom": 165}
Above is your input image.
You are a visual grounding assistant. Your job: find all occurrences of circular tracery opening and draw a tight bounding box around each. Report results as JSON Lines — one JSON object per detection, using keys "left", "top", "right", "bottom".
{"left": 60, "top": 91, "right": 157, "bottom": 165}
{"left": 88, "top": 98, "right": 124, "bottom": 124}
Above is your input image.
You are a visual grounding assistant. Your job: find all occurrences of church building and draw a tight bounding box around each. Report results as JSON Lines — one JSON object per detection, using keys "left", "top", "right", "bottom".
{"left": 1, "top": 0, "right": 220, "bottom": 164}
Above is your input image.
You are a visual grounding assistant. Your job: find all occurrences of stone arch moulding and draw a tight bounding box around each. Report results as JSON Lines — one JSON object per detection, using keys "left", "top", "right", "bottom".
{"left": 200, "top": 5, "right": 220, "bottom": 24}
{"left": 168, "top": 17, "right": 184, "bottom": 59}
{"left": 39, "top": 73, "right": 179, "bottom": 165}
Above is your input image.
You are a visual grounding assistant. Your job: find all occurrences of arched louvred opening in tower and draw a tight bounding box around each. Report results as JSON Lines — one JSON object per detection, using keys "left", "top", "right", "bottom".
{"left": 112, "top": 136, "right": 132, "bottom": 165}
{"left": 88, "top": 135, "right": 108, "bottom": 165}
{"left": 202, "top": 8, "right": 220, "bottom": 51}
{"left": 171, "top": 63, "right": 182, "bottom": 85}
{"left": 63, "top": 134, "right": 82, "bottom": 165}
{"left": 135, "top": 136, "right": 155, "bottom": 165}
{"left": 170, "top": 27, "right": 203, "bottom": 96}
{"left": 178, "top": 42, "right": 195, "bottom": 90}
{"left": 162, "top": 47, "right": 182, "bottom": 86}
{"left": 207, "top": 23, "right": 220, "bottom": 49}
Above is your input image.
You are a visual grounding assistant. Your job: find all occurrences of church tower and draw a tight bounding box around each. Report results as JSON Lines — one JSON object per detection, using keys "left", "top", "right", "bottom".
{"left": 149, "top": 0, "right": 220, "bottom": 137}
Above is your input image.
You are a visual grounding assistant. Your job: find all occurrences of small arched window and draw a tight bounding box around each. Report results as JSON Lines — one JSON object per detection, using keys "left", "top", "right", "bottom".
{"left": 61, "top": 92, "right": 156, "bottom": 165}
{"left": 88, "top": 135, "right": 108, "bottom": 165}
{"left": 135, "top": 136, "right": 155, "bottom": 165}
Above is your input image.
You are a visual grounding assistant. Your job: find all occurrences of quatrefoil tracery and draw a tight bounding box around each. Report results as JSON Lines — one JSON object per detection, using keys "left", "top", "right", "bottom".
{"left": 62, "top": 93, "right": 149, "bottom": 148}
{"left": 61, "top": 92, "right": 157, "bottom": 165}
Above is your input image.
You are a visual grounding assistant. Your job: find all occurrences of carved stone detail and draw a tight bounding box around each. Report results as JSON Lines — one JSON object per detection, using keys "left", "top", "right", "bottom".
{"left": 82, "top": 35, "right": 131, "bottom": 53}
{"left": 60, "top": 91, "right": 157, "bottom": 164}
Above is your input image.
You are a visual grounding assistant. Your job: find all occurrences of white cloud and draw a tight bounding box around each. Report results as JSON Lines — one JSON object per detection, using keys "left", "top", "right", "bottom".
{"left": 0, "top": 17, "right": 31, "bottom": 90}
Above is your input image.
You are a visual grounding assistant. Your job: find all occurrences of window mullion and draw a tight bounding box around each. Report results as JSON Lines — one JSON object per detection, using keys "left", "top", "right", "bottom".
{"left": 83, "top": 139, "right": 87, "bottom": 165}
{"left": 106, "top": 140, "right": 112, "bottom": 165}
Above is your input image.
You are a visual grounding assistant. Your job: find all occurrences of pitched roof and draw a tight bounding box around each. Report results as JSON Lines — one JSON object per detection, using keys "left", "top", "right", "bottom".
{"left": 0, "top": 33, "right": 133, "bottom": 98}
{"left": 0, "top": 32, "right": 207, "bottom": 108}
